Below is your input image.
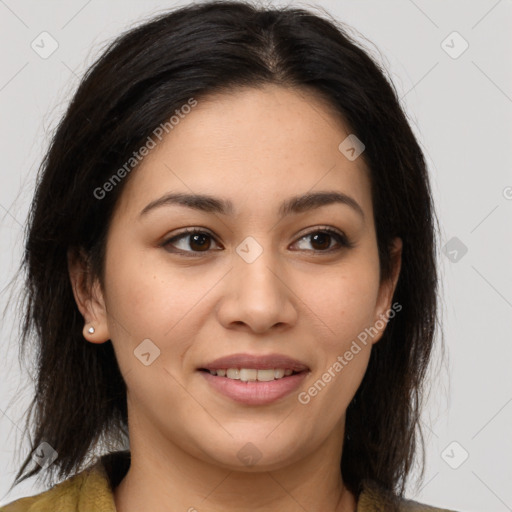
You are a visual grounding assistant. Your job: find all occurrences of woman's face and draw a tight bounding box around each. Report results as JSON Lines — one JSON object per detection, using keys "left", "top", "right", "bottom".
{"left": 81, "top": 84, "right": 401, "bottom": 471}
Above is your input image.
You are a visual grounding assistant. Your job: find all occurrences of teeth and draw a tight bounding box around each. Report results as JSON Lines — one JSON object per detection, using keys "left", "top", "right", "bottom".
{"left": 208, "top": 368, "right": 297, "bottom": 381}
{"left": 274, "top": 369, "right": 285, "bottom": 379}
{"left": 256, "top": 369, "right": 275, "bottom": 382}
{"left": 239, "top": 369, "right": 257, "bottom": 382}
{"left": 226, "top": 368, "right": 240, "bottom": 380}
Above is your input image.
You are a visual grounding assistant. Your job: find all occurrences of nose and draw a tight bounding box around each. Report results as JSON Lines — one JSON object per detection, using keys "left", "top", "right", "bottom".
{"left": 216, "top": 243, "right": 298, "bottom": 334}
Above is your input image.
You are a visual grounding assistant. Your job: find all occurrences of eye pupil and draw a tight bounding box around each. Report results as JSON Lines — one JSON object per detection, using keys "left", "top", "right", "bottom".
{"left": 311, "top": 233, "right": 331, "bottom": 250}
{"left": 190, "top": 233, "right": 210, "bottom": 251}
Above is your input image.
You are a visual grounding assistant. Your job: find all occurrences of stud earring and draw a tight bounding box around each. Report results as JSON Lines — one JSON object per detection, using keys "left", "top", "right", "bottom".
{"left": 88, "top": 326, "right": 95, "bottom": 334}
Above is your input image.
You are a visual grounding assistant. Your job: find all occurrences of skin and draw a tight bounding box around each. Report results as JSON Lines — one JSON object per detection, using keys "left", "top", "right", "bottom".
{"left": 69, "top": 84, "right": 402, "bottom": 512}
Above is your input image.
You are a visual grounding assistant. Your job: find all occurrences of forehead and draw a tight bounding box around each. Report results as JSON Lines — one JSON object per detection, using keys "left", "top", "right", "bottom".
{"left": 114, "top": 84, "right": 373, "bottom": 220}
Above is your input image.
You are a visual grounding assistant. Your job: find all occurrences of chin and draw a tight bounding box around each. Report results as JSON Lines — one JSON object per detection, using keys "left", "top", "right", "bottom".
{"left": 195, "top": 433, "right": 307, "bottom": 471}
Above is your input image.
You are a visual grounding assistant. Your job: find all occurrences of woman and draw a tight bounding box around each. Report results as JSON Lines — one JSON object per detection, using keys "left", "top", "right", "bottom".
{"left": 0, "top": 1, "right": 456, "bottom": 511}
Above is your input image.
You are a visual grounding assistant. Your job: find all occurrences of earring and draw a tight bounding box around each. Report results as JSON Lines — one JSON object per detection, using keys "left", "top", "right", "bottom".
{"left": 88, "top": 326, "right": 95, "bottom": 334}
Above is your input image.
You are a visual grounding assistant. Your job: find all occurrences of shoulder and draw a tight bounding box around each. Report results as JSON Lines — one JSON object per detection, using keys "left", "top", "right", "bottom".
{"left": 357, "top": 479, "right": 459, "bottom": 512}
{"left": 0, "top": 458, "right": 116, "bottom": 512}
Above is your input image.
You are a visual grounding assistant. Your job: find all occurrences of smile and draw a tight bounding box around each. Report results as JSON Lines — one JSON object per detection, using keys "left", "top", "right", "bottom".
{"left": 198, "top": 353, "right": 310, "bottom": 405}
{"left": 202, "top": 368, "right": 299, "bottom": 381}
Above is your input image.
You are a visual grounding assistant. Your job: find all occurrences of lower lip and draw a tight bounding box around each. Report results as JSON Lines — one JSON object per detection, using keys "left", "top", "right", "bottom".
{"left": 200, "top": 371, "right": 308, "bottom": 405}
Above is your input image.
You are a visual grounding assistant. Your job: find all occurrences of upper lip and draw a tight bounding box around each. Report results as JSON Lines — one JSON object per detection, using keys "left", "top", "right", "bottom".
{"left": 200, "top": 353, "right": 309, "bottom": 372}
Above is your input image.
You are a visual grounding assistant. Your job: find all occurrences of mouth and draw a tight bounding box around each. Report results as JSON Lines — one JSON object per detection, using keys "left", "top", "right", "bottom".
{"left": 198, "top": 353, "right": 310, "bottom": 405}
{"left": 198, "top": 367, "right": 305, "bottom": 382}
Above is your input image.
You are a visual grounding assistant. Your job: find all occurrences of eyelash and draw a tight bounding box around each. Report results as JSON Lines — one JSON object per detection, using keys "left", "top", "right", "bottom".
{"left": 160, "top": 226, "right": 355, "bottom": 257}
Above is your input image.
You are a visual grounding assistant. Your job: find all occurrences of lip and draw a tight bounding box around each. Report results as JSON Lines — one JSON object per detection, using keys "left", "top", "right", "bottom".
{"left": 199, "top": 353, "right": 309, "bottom": 372}
{"left": 200, "top": 371, "right": 308, "bottom": 405}
{"left": 198, "top": 353, "right": 310, "bottom": 406}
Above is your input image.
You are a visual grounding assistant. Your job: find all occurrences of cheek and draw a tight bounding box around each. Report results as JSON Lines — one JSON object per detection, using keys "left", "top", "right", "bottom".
{"left": 296, "top": 265, "right": 378, "bottom": 427}
{"left": 102, "top": 242, "right": 203, "bottom": 365}
{"left": 296, "top": 253, "right": 380, "bottom": 411}
{"left": 307, "top": 257, "right": 381, "bottom": 348}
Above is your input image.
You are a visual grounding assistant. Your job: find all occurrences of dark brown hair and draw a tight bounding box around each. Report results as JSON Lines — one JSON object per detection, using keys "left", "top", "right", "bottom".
{"left": 8, "top": 0, "right": 440, "bottom": 499}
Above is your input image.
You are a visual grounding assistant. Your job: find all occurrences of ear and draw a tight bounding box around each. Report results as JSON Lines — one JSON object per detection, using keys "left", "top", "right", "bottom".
{"left": 370, "top": 237, "right": 402, "bottom": 345}
{"left": 68, "top": 247, "right": 110, "bottom": 344}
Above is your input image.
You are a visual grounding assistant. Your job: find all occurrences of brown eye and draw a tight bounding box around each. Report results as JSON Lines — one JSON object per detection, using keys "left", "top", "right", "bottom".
{"left": 187, "top": 232, "right": 211, "bottom": 251}
{"left": 292, "top": 228, "right": 353, "bottom": 252}
{"left": 309, "top": 232, "right": 332, "bottom": 251}
{"left": 162, "top": 229, "right": 221, "bottom": 255}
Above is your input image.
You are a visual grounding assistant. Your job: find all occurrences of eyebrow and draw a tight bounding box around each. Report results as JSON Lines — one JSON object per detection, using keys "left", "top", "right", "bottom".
{"left": 139, "top": 191, "right": 365, "bottom": 221}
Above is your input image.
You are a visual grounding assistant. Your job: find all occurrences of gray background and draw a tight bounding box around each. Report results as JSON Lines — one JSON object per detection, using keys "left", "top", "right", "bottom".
{"left": 0, "top": 1, "right": 511, "bottom": 511}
